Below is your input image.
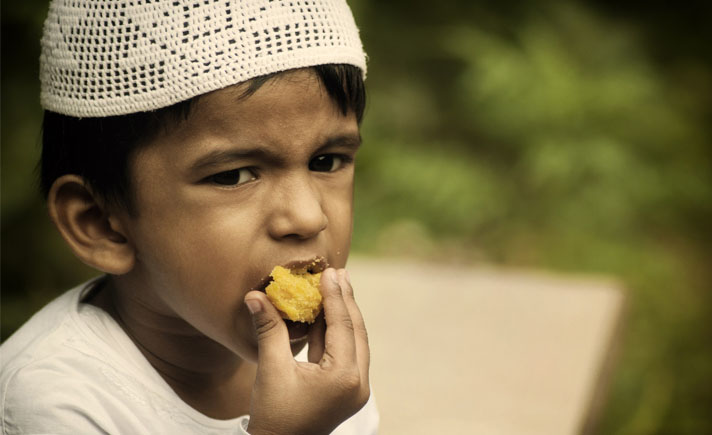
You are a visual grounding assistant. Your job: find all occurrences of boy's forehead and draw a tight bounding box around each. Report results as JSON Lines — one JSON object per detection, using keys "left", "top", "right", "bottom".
{"left": 195, "top": 70, "right": 325, "bottom": 118}
{"left": 184, "top": 71, "right": 340, "bottom": 134}
{"left": 153, "top": 69, "right": 357, "bottom": 154}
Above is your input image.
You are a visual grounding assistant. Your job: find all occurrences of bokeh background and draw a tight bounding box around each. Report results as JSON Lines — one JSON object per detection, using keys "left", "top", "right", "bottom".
{"left": 2, "top": 0, "right": 711, "bottom": 433}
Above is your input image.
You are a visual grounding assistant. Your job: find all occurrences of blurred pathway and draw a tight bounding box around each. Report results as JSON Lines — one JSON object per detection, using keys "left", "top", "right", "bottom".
{"left": 348, "top": 256, "right": 625, "bottom": 435}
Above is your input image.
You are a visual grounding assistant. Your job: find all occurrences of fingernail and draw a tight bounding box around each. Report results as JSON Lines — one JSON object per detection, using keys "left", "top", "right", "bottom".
{"left": 245, "top": 298, "right": 262, "bottom": 314}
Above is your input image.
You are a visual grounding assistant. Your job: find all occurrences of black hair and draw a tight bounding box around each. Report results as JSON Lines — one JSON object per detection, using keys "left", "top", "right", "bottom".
{"left": 40, "top": 63, "right": 366, "bottom": 213}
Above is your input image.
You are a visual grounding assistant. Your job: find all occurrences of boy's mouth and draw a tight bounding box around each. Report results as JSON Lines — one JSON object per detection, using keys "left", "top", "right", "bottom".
{"left": 252, "top": 256, "right": 328, "bottom": 342}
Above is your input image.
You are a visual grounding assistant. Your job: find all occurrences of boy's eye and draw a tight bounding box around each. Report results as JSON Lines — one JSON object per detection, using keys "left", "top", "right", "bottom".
{"left": 208, "top": 168, "right": 257, "bottom": 186}
{"left": 309, "top": 154, "right": 344, "bottom": 172}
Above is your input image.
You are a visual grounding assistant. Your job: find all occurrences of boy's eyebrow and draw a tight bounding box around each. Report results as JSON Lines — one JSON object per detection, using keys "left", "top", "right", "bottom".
{"left": 317, "top": 133, "right": 362, "bottom": 153}
{"left": 189, "top": 133, "right": 361, "bottom": 172}
{"left": 189, "top": 147, "right": 273, "bottom": 172}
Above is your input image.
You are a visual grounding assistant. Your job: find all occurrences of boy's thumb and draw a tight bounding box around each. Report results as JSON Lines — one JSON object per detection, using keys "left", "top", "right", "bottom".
{"left": 244, "top": 291, "right": 291, "bottom": 364}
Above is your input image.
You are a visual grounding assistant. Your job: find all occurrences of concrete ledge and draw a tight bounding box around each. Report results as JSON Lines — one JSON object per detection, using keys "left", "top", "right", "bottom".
{"left": 348, "top": 257, "right": 625, "bottom": 435}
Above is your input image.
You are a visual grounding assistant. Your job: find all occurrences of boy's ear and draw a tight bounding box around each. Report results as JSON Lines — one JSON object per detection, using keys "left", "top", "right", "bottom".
{"left": 47, "top": 175, "right": 135, "bottom": 275}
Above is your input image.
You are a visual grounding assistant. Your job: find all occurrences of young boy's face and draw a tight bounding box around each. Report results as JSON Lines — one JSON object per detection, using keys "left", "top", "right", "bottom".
{"left": 116, "top": 69, "right": 360, "bottom": 362}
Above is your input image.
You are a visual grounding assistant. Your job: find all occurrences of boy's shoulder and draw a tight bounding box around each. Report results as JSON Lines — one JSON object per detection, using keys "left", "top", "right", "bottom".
{"left": 1, "top": 282, "right": 87, "bottom": 373}
{"left": 0, "top": 281, "right": 109, "bottom": 433}
{"left": 0, "top": 280, "right": 225, "bottom": 434}
{"left": 0, "top": 280, "right": 120, "bottom": 395}
{"left": 1, "top": 349, "right": 110, "bottom": 435}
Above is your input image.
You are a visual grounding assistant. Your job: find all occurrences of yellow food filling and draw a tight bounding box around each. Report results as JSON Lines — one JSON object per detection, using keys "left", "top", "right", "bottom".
{"left": 265, "top": 265, "right": 322, "bottom": 323}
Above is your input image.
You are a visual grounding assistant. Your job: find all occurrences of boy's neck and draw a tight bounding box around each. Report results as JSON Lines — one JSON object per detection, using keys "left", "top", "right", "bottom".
{"left": 87, "top": 277, "right": 256, "bottom": 419}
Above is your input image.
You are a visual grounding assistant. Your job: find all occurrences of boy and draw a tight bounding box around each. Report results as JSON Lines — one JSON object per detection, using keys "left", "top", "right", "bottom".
{"left": 0, "top": 1, "right": 377, "bottom": 434}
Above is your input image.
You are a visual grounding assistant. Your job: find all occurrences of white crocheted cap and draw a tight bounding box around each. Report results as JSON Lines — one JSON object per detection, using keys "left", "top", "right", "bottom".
{"left": 40, "top": 0, "right": 367, "bottom": 117}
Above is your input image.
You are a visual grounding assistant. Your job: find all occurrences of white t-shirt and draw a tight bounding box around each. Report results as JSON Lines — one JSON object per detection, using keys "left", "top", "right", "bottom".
{"left": 1, "top": 279, "right": 379, "bottom": 434}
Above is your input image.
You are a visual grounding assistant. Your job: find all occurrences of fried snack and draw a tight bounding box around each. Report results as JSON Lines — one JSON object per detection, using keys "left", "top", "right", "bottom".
{"left": 265, "top": 265, "right": 322, "bottom": 323}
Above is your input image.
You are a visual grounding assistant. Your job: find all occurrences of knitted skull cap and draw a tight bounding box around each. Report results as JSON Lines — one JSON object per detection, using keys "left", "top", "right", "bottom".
{"left": 40, "top": 0, "right": 367, "bottom": 117}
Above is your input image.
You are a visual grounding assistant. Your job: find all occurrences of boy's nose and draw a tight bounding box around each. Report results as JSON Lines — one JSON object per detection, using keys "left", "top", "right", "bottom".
{"left": 267, "top": 175, "right": 328, "bottom": 241}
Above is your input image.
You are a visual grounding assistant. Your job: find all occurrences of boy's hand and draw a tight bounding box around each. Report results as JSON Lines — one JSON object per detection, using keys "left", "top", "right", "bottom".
{"left": 243, "top": 268, "right": 370, "bottom": 435}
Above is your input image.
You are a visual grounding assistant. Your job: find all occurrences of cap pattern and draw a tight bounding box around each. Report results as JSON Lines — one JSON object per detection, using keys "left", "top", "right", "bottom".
{"left": 40, "top": 0, "right": 367, "bottom": 117}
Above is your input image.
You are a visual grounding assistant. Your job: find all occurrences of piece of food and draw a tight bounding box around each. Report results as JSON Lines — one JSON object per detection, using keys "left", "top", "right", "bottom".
{"left": 265, "top": 265, "right": 322, "bottom": 323}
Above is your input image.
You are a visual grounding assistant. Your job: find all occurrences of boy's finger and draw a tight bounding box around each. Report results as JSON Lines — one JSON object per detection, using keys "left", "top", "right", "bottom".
{"left": 320, "top": 268, "right": 357, "bottom": 366}
{"left": 337, "top": 269, "right": 370, "bottom": 382}
{"left": 244, "top": 291, "right": 294, "bottom": 369}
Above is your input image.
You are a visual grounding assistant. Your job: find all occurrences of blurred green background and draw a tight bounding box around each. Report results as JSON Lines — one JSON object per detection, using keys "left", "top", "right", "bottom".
{"left": 2, "top": 0, "right": 711, "bottom": 433}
